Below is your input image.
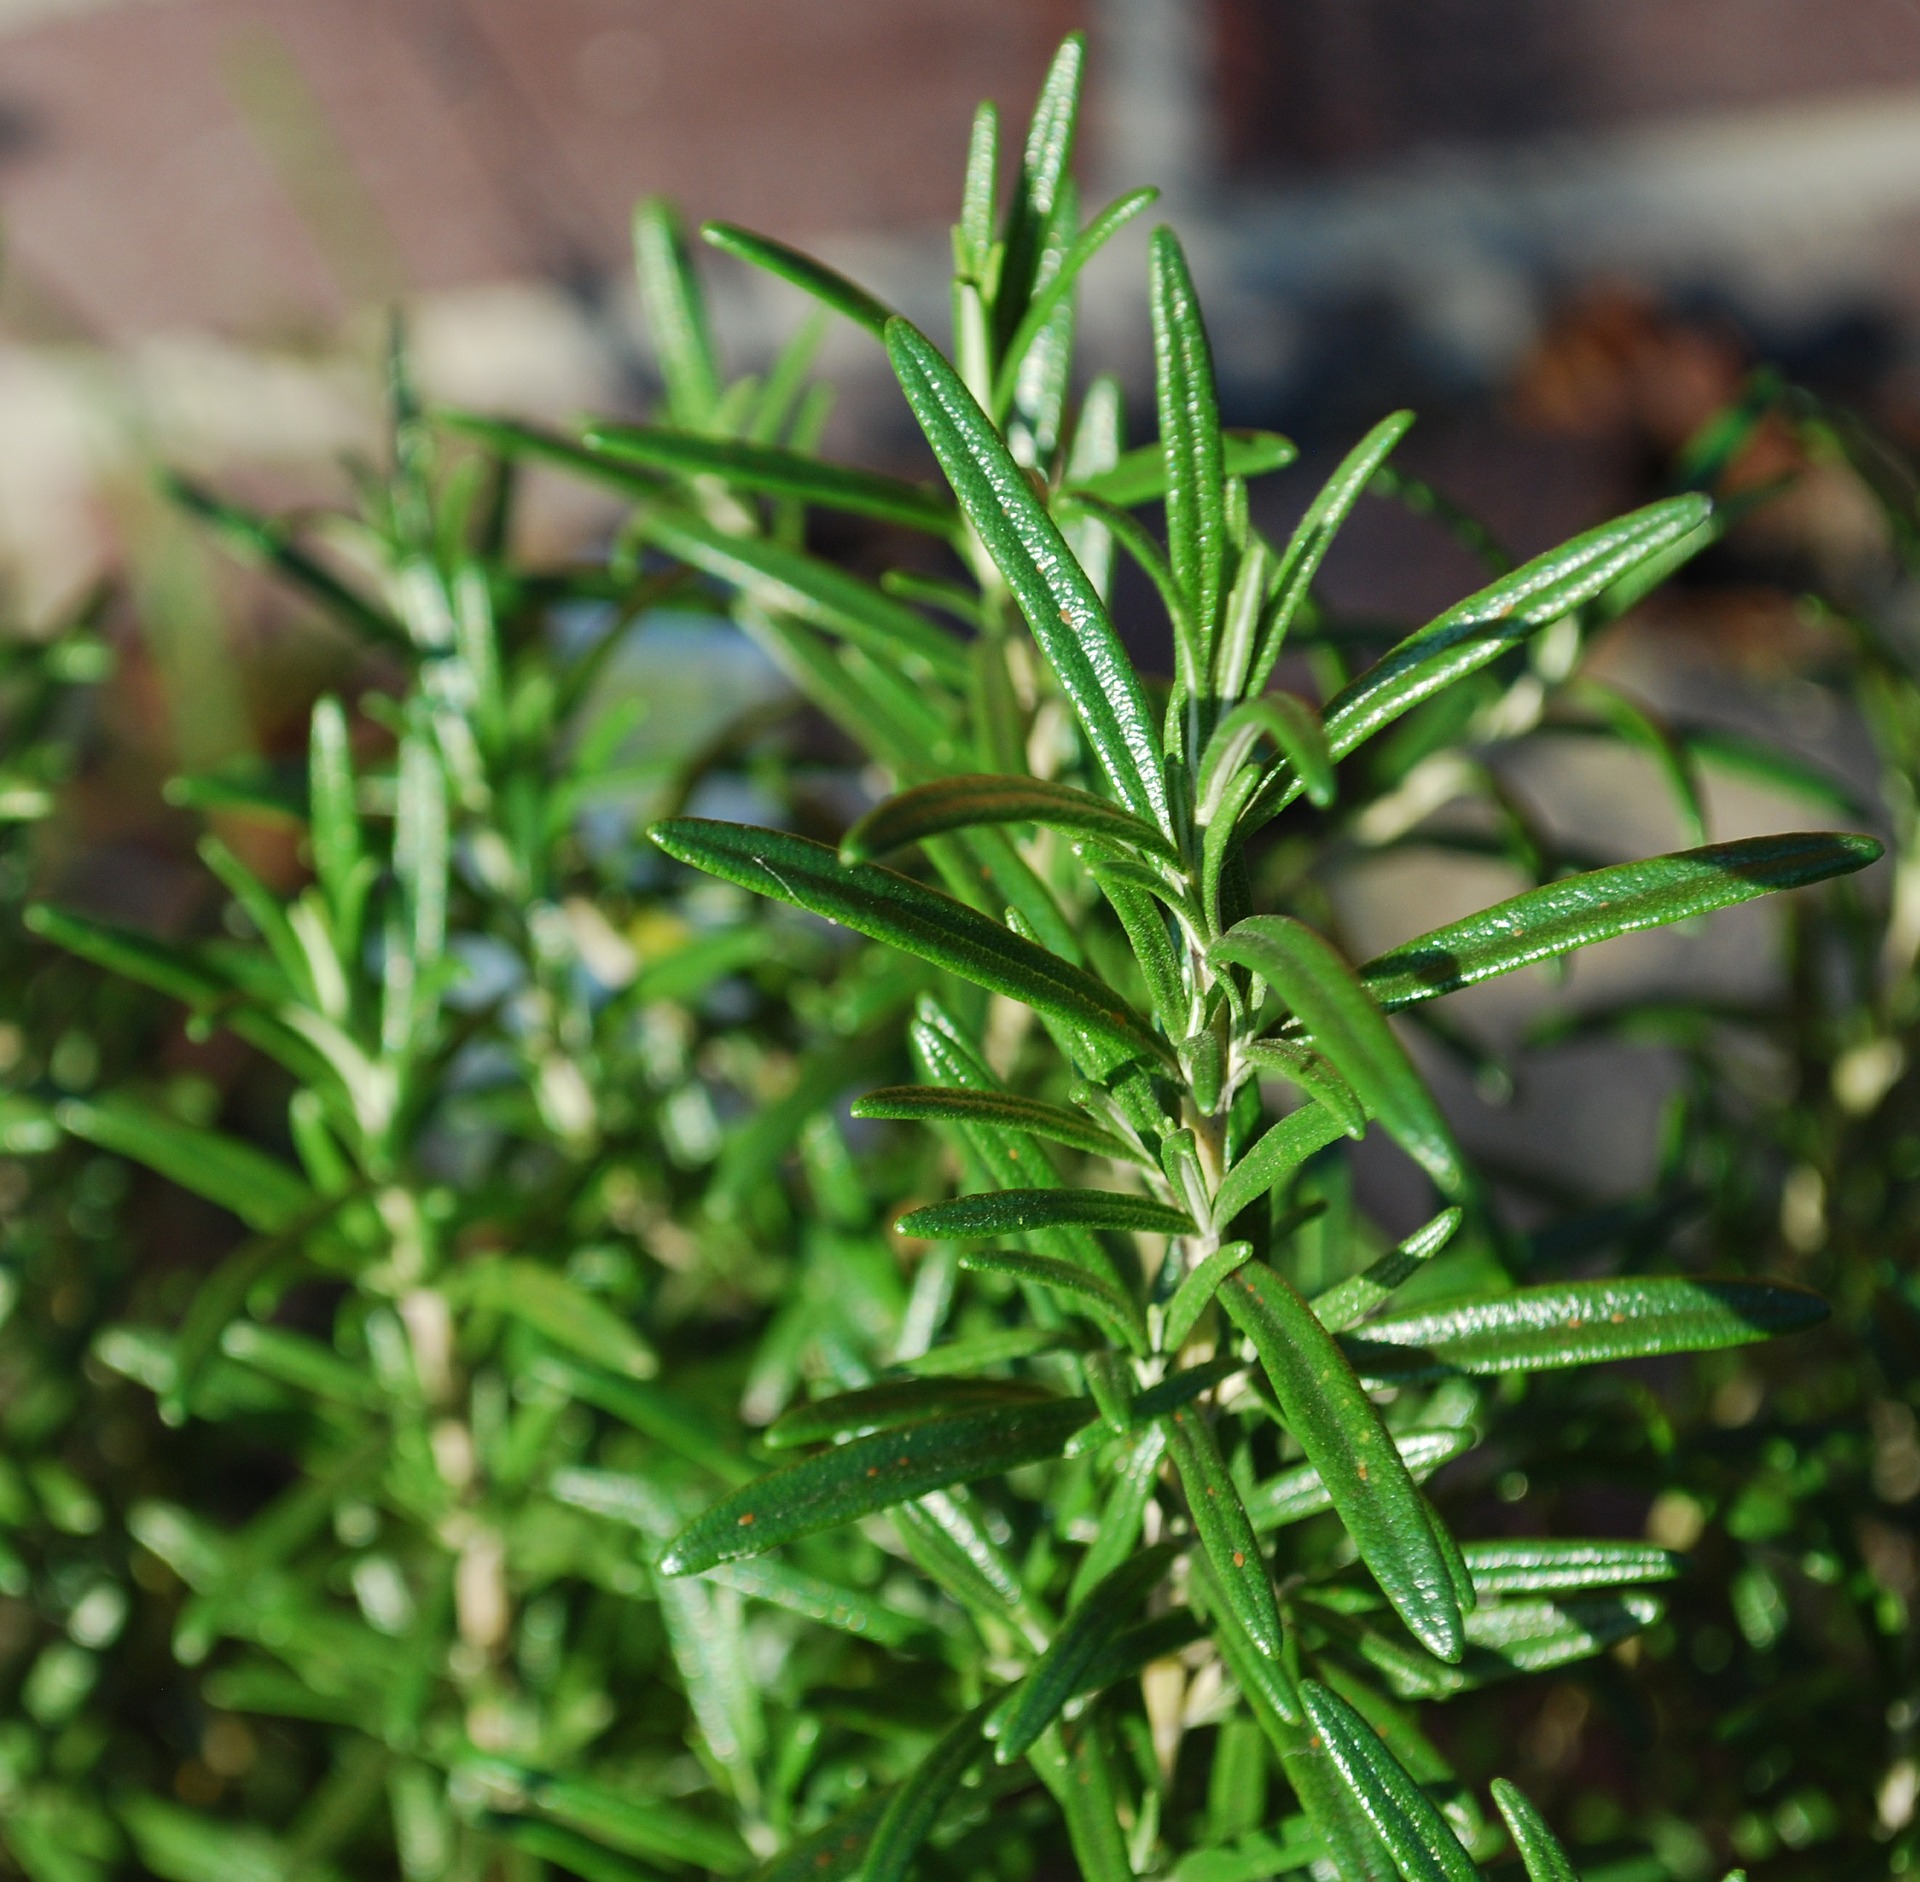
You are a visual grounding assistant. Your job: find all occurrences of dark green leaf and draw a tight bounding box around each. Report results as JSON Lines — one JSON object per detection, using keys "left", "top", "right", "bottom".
{"left": 1343, "top": 1277, "right": 1830, "bottom": 1380}
{"left": 1490, "top": 1779, "right": 1578, "bottom": 1882}
{"left": 957, "top": 1249, "right": 1149, "bottom": 1353}
{"left": 1359, "top": 833, "right": 1884, "bottom": 1011}
{"left": 658, "top": 1399, "right": 1094, "bottom": 1575}
{"left": 842, "top": 774, "right": 1178, "bottom": 866}
{"left": 57, "top": 1096, "right": 315, "bottom": 1235}
{"left": 1460, "top": 1540, "right": 1683, "bottom": 1597}
{"left": 1211, "top": 1100, "right": 1350, "bottom": 1228}
{"left": 886, "top": 317, "right": 1171, "bottom": 836}
{"left": 1066, "top": 430, "right": 1296, "bottom": 510}
{"left": 1244, "top": 412, "right": 1413, "bottom": 700}
{"left": 863, "top": 1701, "right": 997, "bottom": 1882}
{"left": 1198, "top": 694, "right": 1336, "bottom": 819}
{"left": 899, "top": 1188, "right": 1191, "bottom": 1239}
{"left": 1246, "top": 1428, "right": 1474, "bottom": 1534}
{"left": 1163, "top": 1408, "right": 1285, "bottom": 1660}
{"left": 853, "top": 1085, "right": 1145, "bottom": 1164}
{"left": 1310, "top": 1207, "right": 1463, "bottom": 1334}
{"left": 1320, "top": 495, "right": 1712, "bottom": 766}
{"left": 1221, "top": 1262, "right": 1465, "bottom": 1660}
{"left": 701, "top": 1558, "right": 933, "bottom": 1649}
{"left": 581, "top": 425, "right": 956, "bottom": 533}
{"left": 1299, "top": 1682, "right": 1481, "bottom": 1882}
{"left": 700, "top": 222, "right": 892, "bottom": 336}
{"left": 649, "top": 821, "right": 1170, "bottom": 1070}
{"left": 634, "top": 197, "right": 723, "bottom": 428}
{"left": 1213, "top": 917, "right": 1467, "bottom": 1196}
{"left": 992, "top": 188, "right": 1159, "bottom": 416}
{"left": 1150, "top": 225, "right": 1227, "bottom": 658}
{"left": 766, "top": 1377, "right": 1058, "bottom": 1450}
{"left": 988, "top": 1543, "right": 1178, "bottom": 1760}
{"left": 638, "top": 508, "right": 969, "bottom": 683}
{"left": 1244, "top": 1039, "right": 1367, "bottom": 1142}
{"left": 1163, "top": 1241, "right": 1254, "bottom": 1351}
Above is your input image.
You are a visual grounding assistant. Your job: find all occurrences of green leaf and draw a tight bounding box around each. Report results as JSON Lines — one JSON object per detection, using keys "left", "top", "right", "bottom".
{"left": 1319, "top": 495, "right": 1712, "bottom": 767}
{"left": 516, "top": 1769, "right": 753, "bottom": 1874}
{"left": 1163, "top": 1241, "right": 1254, "bottom": 1350}
{"left": 1030, "top": 1718, "right": 1134, "bottom": 1882}
{"left": 1221, "top": 1262, "right": 1465, "bottom": 1660}
{"left": 701, "top": 1558, "right": 933, "bottom": 1649}
{"left": 898, "top": 1188, "right": 1191, "bottom": 1239}
{"left": 437, "top": 413, "right": 664, "bottom": 500}
{"left": 841, "top": 774, "right": 1178, "bottom": 866}
{"left": 1310, "top": 1207, "right": 1463, "bottom": 1334}
{"left": 862, "top": 1700, "right": 998, "bottom": 1882}
{"left": 991, "top": 188, "right": 1159, "bottom": 416}
{"left": 659, "top": 1398, "right": 1094, "bottom": 1575}
{"left": 1244, "top": 1039, "right": 1367, "bottom": 1142}
{"left": 1299, "top": 1682, "right": 1481, "bottom": 1882}
{"left": 219, "top": 1322, "right": 380, "bottom": 1409}
{"left": 1359, "top": 832, "right": 1885, "bottom": 1012}
{"left": 649, "top": 820, "right": 1170, "bottom": 1070}
{"left": 164, "top": 473, "right": 404, "bottom": 648}
{"left": 1212, "top": 1099, "right": 1351, "bottom": 1228}
{"left": 57, "top": 1096, "right": 316, "bottom": 1235}
{"left": 1162, "top": 1408, "right": 1286, "bottom": 1661}
{"left": 700, "top": 221, "right": 892, "bottom": 335}
{"left": 1243, "top": 413, "right": 1413, "bottom": 700}
{"left": 1213, "top": 917, "right": 1467, "bottom": 1196}
{"left": 853, "top": 1085, "right": 1145, "bottom": 1164}
{"left": 529, "top": 1355, "right": 752, "bottom": 1485}
{"left": 581, "top": 425, "right": 957, "bottom": 533}
{"left": 885, "top": 317, "right": 1171, "bottom": 837}
{"left": 634, "top": 198, "right": 723, "bottom": 429}
{"left": 957, "top": 1249, "right": 1149, "bottom": 1353}
{"left": 118, "top": 1797, "right": 313, "bottom": 1882}
{"left": 1245, "top": 1428, "right": 1474, "bottom": 1534}
{"left": 1065, "top": 430, "right": 1296, "bottom": 510}
{"left": 468, "top": 1258, "right": 658, "bottom": 1380}
{"left": 765, "top": 1377, "right": 1059, "bottom": 1450}
{"left": 1460, "top": 1540, "right": 1683, "bottom": 1597}
{"left": 1343, "top": 1277, "right": 1829, "bottom": 1380}
{"left": 1198, "top": 694, "right": 1336, "bottom": 823}
{"left": 1490, "top": 1780, "right": 1578, "bottom": 1882}
{"left": 1150, "top": 226, "right": 1227, "bottom": 662}
{"left": 994, "top": 33, "right": 1085, "bottom": 353}
{"left": 638, "top": 508, "right": 969, "bottom": 684}
{"left": 1364, "top": 1593, "right": 1665, "bottom": 1699}
{"left": 987, "top": 1543, "right": 1178, "bottom": 1760}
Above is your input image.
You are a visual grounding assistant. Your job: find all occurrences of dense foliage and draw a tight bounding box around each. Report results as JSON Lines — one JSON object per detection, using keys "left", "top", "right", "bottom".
{"left": 2, "top": 33, "right": 1916, "bottom": 1882}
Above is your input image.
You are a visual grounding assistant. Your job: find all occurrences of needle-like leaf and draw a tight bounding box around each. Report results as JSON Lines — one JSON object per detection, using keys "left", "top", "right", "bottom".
{"left": 1343, "top": 1276, "right": 1830, "bottom": 1380}
{"left": 701, "top": 221, "right": 893, "bottom": 335}
{"left": 886, "top": 317, "right": 1172, "bottom": 836}
{"left": 1222, "top": 1261, "right": 1465, "bottom": 1660}
{"left": 899, "top": 1189, "right": 1191, "bottom": 1239}
{"left": 1360, "top": 832, "right": 1885, "bottom": 1011}
{"left": 1162, "top": 1407, "right": 1285, "bottom": 1659}
{"left": 1246, "top": 1428, "right": 1475, "bottom": 1534}
{"left": 1213, "top": 917, "right": 1467, "bottom": 1197}
{"left": 650, "top": 821, "right": 1171, "bottom": 1071}
{"left": 852, "top": 1085, "right": 1146, "bottom": 1165}
{"left": 582, "top": 425, "right": 957, "bottom": 533}
{"left": 841, "top": 774, "right": 1179, "bottom": 865}
{"left": 766, "top": 1378, "right": 1060, "bottom": 1450}
{"left": 1150, "top": 226, "right": 1227, "bottom": 658}
{"left": 1162, "top": 1241, "right": 1255, "bottom": 1350}
{"left": 957, "top": 1249, "right": 1149, "bottom": 1352}
{"left": 660, "top": 1399, "right": 1095, "bottom": 1575}
{"left": 1490, "top": 1779, "right": 1579, "bottom": 1882}
{"left": 1461, "top": 1540, "right": 1684, "bottom": 1596}
{"left": 1300, "top": 1681, "right": 1482, "bottom": 1882}
{"left": 987, "top": 1543, "right": 1178, "bottom": 1760}
{"left": 1310, "top": 1207, "right": 1463, "bottom": 1334}
{"left": 862, "top": 1701, "right": 998, "bottom": 1882}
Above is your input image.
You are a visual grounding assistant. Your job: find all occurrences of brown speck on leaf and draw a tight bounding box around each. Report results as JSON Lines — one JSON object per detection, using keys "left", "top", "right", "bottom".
{"left": 1356, "top": 1462, "right": 1369, "bottom": 1481}
{"left": 738, "top": 1512, "right": 755, "bottom": 1526}
{"left": 1568, "top": 1316, "right": 1584, "bottom": 1329}
{"left": 1205, "top": 1485, "right": 1217, "bottom": 1497}
{"left": 867, "top": 1466, "right": 880, "bottom": 1478}
{"left": 1610, "top": 1311, "right": 1627, "bottom": 1324}
{"left": 898, "top": 1455, "right": 910, "bottom": 1466}
{"left": 1059, "top": 607, "right": 1073, "bottom": 624}
{"left": 1232, "top": 1550, "right": 1246, "bottom": 1566}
